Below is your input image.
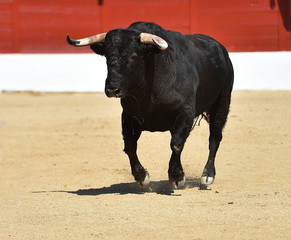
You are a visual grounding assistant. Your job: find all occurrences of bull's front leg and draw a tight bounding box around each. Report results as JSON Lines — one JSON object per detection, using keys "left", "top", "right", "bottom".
{"left": 169, "top": 111, "right": 194, "bottom": 188}
{"left": 122, "top": 111, "right": 149, "bottom": 187}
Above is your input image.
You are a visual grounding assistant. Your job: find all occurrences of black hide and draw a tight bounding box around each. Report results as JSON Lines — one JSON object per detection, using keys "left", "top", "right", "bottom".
{"left": 89, "top": 22, "right": 234, "bottom": 188}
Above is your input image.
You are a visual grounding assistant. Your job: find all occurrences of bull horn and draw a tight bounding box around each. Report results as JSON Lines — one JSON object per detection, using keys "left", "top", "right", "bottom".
{"left": 140, "top": 33, "right": 168, "bottom": 50}
{"left": 66, "top": 33, "right": 107, "bottom": 47}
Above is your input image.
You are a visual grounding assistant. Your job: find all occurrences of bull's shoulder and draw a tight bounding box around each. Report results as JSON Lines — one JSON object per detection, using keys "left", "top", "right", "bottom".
{"left": 184, "top": 33, "right": 215, "bottom": 42}
{"left": 184, "top": 34, "right": 228, "bottom": 55}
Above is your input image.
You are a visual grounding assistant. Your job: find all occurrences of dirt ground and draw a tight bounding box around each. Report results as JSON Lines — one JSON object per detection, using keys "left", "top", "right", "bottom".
{"left": 0, "top": 91, "right": 290, "bottom": 240}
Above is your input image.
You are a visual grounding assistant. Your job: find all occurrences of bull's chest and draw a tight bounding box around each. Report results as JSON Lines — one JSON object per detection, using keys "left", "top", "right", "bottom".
{"left": 121, "top": 97, "right": 177, "bottom": 132}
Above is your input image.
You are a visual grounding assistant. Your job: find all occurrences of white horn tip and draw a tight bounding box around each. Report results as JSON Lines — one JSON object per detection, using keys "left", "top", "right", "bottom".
{"left": 67, "top": 34, "right": 80, "bottom": 46}
{"left": 152, "top": 38, "right": 168, "bottom": 50}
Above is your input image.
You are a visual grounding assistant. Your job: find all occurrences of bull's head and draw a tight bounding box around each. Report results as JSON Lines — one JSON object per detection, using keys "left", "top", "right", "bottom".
{"left": 67, "top": 29, "right": 168, "bottom": 98}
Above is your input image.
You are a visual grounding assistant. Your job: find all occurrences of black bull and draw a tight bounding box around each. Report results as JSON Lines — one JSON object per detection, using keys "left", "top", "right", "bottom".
{"left": 67, "top": 22, "right": 234, "bottom": 188}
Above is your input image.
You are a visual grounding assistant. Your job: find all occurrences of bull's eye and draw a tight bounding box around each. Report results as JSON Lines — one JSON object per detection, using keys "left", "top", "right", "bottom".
{"left": 128, "top": 52, "right": 138, "bottom": 64}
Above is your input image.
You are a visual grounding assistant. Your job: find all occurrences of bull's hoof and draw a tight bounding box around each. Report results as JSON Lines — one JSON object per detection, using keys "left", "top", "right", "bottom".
{"left": 200, "top": 176, "right": 214, "bottom": 186}
{"left": 168, "top": 168, "right": 186, "bottom": 189}
{"left": 169, "top": 175, "right": 186, "bottom": 189}
{"left": 200, "top": 164, "right": 215, "bottom": 189}
{"left": 137, "top": 171, "right": 150, "bottom": 188}
{"left": 135, "top": 170, "right": 150, "bottom": 188}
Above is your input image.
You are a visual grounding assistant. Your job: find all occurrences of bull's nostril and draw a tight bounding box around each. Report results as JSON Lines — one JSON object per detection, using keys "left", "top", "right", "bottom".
{"left": 115, "top": 89, "right": 120, "bottom": 95}
{"left": 105, "top": 88, "right": 121, "bottom": 97}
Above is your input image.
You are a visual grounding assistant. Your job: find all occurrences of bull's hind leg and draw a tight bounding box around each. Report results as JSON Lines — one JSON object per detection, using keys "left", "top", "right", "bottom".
{"left": 201, "top": 94, "right": 231, "bottom": 186}
{"left": 122, "top": 111, "right": 149, "bottom": 187}
{"left": 168, "top": 111, "right": 194, "bottom": 188}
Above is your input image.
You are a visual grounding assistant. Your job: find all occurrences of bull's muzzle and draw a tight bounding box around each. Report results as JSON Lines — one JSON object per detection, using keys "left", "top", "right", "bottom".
{"left": 105, "top": 88, "right": 123, "bottom": 98}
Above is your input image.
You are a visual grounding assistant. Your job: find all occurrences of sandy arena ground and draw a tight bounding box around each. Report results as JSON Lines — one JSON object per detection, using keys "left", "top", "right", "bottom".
{"left": 0, "top": 91, "right": 290, "bottom": 239}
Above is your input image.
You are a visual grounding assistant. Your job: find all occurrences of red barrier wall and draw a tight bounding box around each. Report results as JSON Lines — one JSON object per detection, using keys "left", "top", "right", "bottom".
{"left": 0, "top": 0, "right": 290, "bottom": 53}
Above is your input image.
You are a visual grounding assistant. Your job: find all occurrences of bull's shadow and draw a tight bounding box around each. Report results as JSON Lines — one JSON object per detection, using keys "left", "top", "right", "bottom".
{"left": 64, "top": 177, "right": 202, "bottom": 196}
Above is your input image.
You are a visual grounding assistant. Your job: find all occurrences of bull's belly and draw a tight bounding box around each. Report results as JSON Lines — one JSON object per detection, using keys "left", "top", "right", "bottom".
{"left": 122, "top": 98, "right": 188, "bottom": 132}
{"left": 138, "top": 111, "right": 176, "bottom": 132}
{"left": 141, "top": 121, "right": 172, "bottom": 132}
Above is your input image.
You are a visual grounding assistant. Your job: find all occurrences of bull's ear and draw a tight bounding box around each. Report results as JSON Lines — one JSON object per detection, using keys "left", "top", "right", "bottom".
{"left": 90, "top": 43, "right": 104, "bottom": 56}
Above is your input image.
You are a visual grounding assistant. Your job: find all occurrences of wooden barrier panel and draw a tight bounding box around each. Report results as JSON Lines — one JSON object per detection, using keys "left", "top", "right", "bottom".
{"left": 101, "top": 0, "right": 191, "bottom": 33}
{"left": 190, "top": 0, "right": 291, "bottom": 51}
{"left": 0, "top": 0, "right": 13, "bottom": 53}
{"left": 0, "top": 0, "right": 290, "bottom": 53}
